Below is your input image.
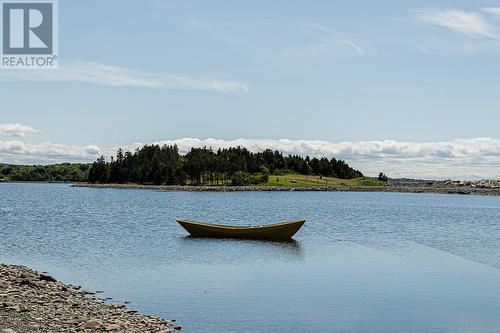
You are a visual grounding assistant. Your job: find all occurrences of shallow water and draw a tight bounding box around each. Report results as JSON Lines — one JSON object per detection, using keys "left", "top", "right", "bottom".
{"left": 1, "top": 183, "right": 500, "bottom": 332}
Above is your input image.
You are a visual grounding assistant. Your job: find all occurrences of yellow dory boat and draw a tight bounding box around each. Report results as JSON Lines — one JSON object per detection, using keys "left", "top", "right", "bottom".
{"left": 176, "top": 219, "right": 305, "bottom": 240}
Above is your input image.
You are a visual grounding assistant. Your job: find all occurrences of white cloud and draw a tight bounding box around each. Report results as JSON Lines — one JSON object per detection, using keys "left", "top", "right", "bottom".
{"left": 0, "top": 123, "right": 39, "bottom": 138}
{"left": 300, "top": 24, "right": 366, "bottom": 55}
{"left": 481, "top": 7, "right": 500, "bottom": 20}
{"left": 413, "top": 9, "right": 497, "bottom": 39}
{"left": 84, "top": 145, "right": 101, "bottom": 155}
{"left": 0, "top": 61, "right": 249, "bottom": 94}
{"left": 0, "top": 140, "right": 101, "bottom": 164}
{"left": 416, "top": 44, "right": 430, "bottom": 54}
{"left": 2, "top": 137, "right": 500, "bottom": 179}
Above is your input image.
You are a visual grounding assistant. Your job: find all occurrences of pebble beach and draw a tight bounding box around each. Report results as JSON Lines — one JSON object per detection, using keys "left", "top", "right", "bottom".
{"left": 72, "top": 182, "right": 500, "bottom": 196}
{"left": 0, "top": 264, "right": 178, "bottom": 333}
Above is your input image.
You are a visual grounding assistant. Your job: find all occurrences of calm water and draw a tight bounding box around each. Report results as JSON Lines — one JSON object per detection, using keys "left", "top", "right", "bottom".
{"left": 1, "top": 183, "right": 500, "bottom": 332}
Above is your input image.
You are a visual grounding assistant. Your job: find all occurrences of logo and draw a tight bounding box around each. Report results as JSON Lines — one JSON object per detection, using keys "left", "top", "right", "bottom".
{"left": 1, "top": 0, "right": 58, "bottom": 69}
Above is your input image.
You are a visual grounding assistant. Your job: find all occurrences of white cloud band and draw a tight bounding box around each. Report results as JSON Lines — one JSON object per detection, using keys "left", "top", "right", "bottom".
{"left": 0, "top": 140, "right": 100, "bottom": 164}
{"left": 413, "top": 9, "right": 497, "bottom": 39}
{"left": 1, "top": 137, "right": 499, "bottom": 179}
{"left": 0, "top": 61, "right": 249, "bottom": 94}
{"left": 0, "top": 123, "right": 39, "bottom": 138}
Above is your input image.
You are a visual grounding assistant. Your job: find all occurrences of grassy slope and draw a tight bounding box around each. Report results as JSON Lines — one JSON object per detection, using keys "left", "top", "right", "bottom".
{"left": 265, "top": 174, "right": 388, "bottom": 187}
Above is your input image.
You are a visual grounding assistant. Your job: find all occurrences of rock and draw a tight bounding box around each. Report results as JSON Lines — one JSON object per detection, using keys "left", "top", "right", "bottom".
{"left": 1, "top": 329, "right": 17, "bottom": 333}
{"left": 105, "top": 324, "right": 121, "bottom": 331}
{"left": 5, "top": 305, "right": 21, "bottom": 312}
{"left": 174, "top": 325, "right": 182, "bottom": 330}
{"left": 39, "top": 274, "right": 57, "bottom": 282}
{"left": 83, "top": 319, "right": 101, "bottom": 329}
{"left": 19, "top": 279, "right": 38, "bottom": 288}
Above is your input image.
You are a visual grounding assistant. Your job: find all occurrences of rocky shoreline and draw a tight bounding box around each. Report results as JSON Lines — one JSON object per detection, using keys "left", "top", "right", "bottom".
{"left": 72, "top": 183, "right": 500, "bottom": 196}
{"left": 0, "top": 264, "right": 178, "bottom": 333}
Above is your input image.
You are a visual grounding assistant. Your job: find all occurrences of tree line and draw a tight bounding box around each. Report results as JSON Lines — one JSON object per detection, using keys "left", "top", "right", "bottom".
{"left": 0, "top": 163, "right": 90, "bottom": 182}
{"left": 88, "top": 145, "right": 363, "bottom": 185}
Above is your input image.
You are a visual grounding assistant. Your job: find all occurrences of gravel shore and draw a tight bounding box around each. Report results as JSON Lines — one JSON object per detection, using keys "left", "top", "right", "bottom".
{"left": 72, "top": 183, "right": 500, "bottom": 196}
{"left": 0, "top": 264, "right": 178, "bottom": 333}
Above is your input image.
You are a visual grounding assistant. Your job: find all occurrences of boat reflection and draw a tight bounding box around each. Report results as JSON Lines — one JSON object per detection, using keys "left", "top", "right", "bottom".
{"left": 178, "top": 236, "right": 304, "bottom": 263}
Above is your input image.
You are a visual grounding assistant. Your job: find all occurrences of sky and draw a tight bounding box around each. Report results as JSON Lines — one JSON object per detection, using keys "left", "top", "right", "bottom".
{"left": 1, "top": 0, "right": 500, "bottom": 179}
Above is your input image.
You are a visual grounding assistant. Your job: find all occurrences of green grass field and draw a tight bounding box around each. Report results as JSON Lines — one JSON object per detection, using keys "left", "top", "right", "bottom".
{"left": 265, "top": 174, "right": 387, "bottom": 187}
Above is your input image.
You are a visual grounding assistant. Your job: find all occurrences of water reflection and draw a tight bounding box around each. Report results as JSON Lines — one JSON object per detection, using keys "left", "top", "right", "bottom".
{"left": 178, "top": 236, "right": 304, "bottom": 263}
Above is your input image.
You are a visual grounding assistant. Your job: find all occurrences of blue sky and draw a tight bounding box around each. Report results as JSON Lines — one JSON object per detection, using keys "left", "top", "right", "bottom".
{"left": 1, "top": 0, "right": 500, "bottom": 178}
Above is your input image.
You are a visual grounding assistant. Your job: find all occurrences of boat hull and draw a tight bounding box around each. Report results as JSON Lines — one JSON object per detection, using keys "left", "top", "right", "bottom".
{"left": 176, "top": 219, "right": 305, "bottom": 240}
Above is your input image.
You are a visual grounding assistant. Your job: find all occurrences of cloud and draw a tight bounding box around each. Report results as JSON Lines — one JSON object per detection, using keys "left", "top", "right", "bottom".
{"left": 413, "top": 9, "right": 497, "bottom": 39}
{"left": 0, "top": 61, "right": 249, "bottom": 94}
{"left": 416, "top": 44, "right": 430, "bottom": 54}
{"left": 481, "top": 7, "right": 500, "bottom": 20}
{"left": 2, "top": 137, "right": 500, "bottom": 179}
{"left": 0, "top": 140, "right": 101, "bottom": 164}
{"left": 300, "top": 24, "right": 366, "bottom": 55}
{"left": 0, "top": 123, "right": 39, "bottom": 138}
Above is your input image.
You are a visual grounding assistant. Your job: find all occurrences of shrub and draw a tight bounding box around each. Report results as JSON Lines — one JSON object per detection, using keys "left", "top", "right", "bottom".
{"left": 231, "top": 171, "right": 249, "bottom": 186}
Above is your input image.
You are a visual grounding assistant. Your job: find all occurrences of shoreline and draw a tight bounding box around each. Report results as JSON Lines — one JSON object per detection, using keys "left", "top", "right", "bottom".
{"left": 0, "top": 264, "right": 179, "bottom": 333}
{"left": 71, "top": 182, "right": 500, "bottom": 196}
